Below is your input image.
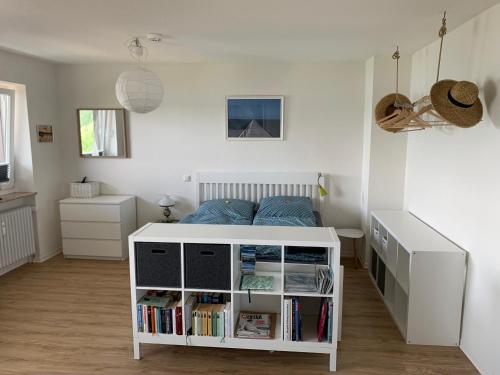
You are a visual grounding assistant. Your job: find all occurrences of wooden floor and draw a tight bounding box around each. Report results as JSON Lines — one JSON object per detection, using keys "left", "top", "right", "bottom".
{"left": 0, "top": 256, "right": 477, "bottom": 375}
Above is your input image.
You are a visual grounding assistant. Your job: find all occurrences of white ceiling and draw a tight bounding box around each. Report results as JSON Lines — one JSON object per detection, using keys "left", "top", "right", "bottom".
{"left": 0, "top": 0, "right": 498, "bottom": 63}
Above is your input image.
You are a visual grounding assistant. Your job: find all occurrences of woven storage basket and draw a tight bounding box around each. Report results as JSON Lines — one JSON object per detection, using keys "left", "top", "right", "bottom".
{"left": 70, "top": 181, "right": 100, "bottom": 198}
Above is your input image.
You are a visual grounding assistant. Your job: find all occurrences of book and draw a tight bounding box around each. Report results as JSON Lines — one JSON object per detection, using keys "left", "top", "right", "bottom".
{"left": 175, "top": 301, "right": 183, "bottom": 335}
{"left": 224, "top": 302, "right": 231, "bottom": 337}
{"left": 240, "top": 275, "right": 274, "bottom": 290}
{"left": 184, "top": 295, "right": 196, "bottom": 335}
{"left": 327, "top": 300, "right": 333, "bottom": 343}
{"left": 283, "top": 298, "right": 291, "bottom": 341}
{"left": 317, "top": 298, "right": 328, "bottom": 342}
{"left": 137, "top": 304, "right": 143, "bottom": 332}
{"left": 236, "top": 312, "right": 275, "bottom": 339}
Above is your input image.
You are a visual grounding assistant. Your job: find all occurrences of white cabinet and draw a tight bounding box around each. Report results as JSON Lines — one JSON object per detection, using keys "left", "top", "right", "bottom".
{"left": 60, "top": 195, "right": 136, "bottom": 260}
{"left": 370, "top": 210, "right": 466, "bottom": 346}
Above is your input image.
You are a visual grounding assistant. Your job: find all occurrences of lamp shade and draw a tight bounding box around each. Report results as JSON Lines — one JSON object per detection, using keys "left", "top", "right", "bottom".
{"left": 115, "top": 67, "right": 164, "bottom": 114}
{"left": 158, "top": 194, "right": 175, "bottom": 207}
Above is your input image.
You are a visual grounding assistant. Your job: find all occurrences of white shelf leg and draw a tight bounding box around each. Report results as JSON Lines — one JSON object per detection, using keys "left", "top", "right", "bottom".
{"left": 329, "top": 350, "right": 337, "bottom": 372}
{"left": 133, "top": 339, "right": 141, "bottom": 360}
{"left": 129, "top": 236, "right": 141, "bottom": 360}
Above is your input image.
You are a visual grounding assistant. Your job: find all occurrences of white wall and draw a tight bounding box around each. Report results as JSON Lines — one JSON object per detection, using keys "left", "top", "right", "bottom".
{"left": 360, "top": 54, "right": 410, "bottom": 264}
{"left": 56, "top": 62, "right": 365, "bottom": 237}
{"left": 407, "top": 4, "right": 500, "bottom": 373}
{"left": 0, "top": 49, "right": 64, "bottom": 261}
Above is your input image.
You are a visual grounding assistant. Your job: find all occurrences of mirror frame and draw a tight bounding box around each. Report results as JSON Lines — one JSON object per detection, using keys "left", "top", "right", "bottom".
{"left": 76, "top": 108, "right": 128, "bottom": 159}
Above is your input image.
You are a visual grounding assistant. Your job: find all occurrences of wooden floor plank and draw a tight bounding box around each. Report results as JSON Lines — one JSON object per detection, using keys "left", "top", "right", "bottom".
{"left": 0, "top": 256, "right": 477, "bottom": 374}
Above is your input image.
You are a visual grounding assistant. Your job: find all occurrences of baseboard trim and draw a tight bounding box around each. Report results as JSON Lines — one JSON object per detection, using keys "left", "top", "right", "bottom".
{"left": 0, "top": 257, "right": 31, "bottom": 277}
{"left": 460, "top": 344, "right": 483, "bottom": 374}
{"left": 34, "top": 247, "right": 62, "bottom": 263}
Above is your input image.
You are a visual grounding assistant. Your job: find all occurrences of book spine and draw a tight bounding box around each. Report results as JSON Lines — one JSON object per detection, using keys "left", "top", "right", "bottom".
{"left": 137, "top": 304, "right": 142, "bottom": 332}
{"left": 283, "top": 299, "right": 289, "bottom": 341}
{"left": 292, "top": 298, "right": 296, "bottom": 341}
{"left": 176, "top": 305, "right": 183, "bottom": 335}
{"left": 317, "top": 298, "right": 327, "bottom": 342}
{"left": 147, "top": 306, "right": 152, "bottom": 334}
{"left": 208, "top": 308, "right": 212, "bottom": 337}
{"left": 158, "top": 307, "right": 162, "bottom": 334}
{"left": 192, "top": 310, "right": 197, "bottom": 336}
{"left": 328, "top": 300, "right": 333, "bottom": 343}
{"left": 169, "top": 308, "right": 173, "bottom": 334}
{"left": 213, "top": 310, "right": 218, "bottom": 337}
{"left": 143, "top": 305, "right": 148, "bottom": 334}
{"left": 294, "top": 298, "right": 301, "bottom": 342}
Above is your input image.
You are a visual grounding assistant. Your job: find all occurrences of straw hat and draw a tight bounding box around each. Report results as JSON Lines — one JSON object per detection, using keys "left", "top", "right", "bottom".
{"left": 375, "top": 93, "right": 412, "bottom": 123}
{"left": 430, "top": 80, "right": 482, "bottom": 128}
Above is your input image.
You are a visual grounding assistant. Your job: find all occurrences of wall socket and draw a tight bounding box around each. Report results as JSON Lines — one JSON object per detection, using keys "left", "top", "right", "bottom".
{"left": 183, "top": 175, "right": 192, "bottom": 182}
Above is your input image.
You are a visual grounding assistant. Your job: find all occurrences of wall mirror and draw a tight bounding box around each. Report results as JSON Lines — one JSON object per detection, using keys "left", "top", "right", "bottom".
{"left": 77, "top": 108, "right": 128, "bottom": 158}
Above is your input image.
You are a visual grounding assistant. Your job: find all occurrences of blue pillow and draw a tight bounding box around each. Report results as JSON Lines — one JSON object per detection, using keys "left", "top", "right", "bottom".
{"left": 253, "top": 196, "right": 317, "bottom": 227}
{"left": 180, "top": 199, "right": 255, "bottom": 225}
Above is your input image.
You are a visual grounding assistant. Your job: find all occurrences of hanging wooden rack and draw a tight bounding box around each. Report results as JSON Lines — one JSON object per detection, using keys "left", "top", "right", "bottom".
{"left": 376, "top": 12, "right": 455, "bottom": 133}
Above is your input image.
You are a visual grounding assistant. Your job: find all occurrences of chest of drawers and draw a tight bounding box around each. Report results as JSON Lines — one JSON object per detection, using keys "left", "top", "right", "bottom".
{"left": 60, "top": 195, "right": 136, "bottom": 260}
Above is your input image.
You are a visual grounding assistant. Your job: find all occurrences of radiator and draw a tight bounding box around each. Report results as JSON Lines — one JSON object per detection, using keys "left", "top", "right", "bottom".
{"left": 0, "top": 206, "right": 36, "bottom": 271}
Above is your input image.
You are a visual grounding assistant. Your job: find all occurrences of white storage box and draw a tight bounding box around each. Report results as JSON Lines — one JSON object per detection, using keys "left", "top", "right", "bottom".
{"left": 70, "top": 181, "right": 100, "bottom": 198}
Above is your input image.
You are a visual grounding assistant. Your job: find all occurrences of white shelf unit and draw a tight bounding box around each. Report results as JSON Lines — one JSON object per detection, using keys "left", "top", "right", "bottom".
{"left": 129, "top": 223, "right": 341, "bottom": 372}
{"left": 369, "top": 210, "right": 466, "bottom": 346}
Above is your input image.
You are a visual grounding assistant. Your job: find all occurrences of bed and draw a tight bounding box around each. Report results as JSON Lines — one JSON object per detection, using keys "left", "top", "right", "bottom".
{"left": 179, "top": 171, "right": 328, "bottom": 264}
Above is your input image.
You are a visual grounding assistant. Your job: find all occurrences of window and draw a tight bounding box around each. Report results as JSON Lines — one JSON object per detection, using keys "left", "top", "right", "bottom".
{"left": 0, "top": 88, "right": 14, "bottom": 188}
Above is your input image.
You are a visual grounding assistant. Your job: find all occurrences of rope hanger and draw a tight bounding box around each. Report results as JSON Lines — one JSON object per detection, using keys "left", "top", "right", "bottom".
{"left": 436, "top": 11, "right": 447, "bottom": 83}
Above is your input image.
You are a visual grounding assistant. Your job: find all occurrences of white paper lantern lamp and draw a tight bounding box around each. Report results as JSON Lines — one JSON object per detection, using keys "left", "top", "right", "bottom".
{"left": 115, "top": 68, "right": 164, "bottom": 114}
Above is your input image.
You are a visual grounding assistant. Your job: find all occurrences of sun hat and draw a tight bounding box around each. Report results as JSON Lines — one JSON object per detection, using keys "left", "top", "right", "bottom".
{"left": 375, "top": 93, "right": 412, "bottom": 123}
{"left": 430, "top": 80, "right": 482, "bottom": 128}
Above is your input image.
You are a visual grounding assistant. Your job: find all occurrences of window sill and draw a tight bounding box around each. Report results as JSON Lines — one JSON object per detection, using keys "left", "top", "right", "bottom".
{"left": 0, "top": 191, "right": 37, "bottom": 204}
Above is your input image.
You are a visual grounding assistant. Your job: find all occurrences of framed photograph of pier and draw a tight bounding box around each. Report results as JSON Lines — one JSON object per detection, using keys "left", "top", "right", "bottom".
{"left": 226, "top": 96, "right": 284, "bottom": 140}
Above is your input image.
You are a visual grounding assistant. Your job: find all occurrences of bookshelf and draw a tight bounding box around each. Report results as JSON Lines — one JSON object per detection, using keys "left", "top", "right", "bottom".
{"left": 369, "top": 210, "right": 466, "bottom": 346}
{"left": 129, "top": 223, "right": 341, "bottom": 372}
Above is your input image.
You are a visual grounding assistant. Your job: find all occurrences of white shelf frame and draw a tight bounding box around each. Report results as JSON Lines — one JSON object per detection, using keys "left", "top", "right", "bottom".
{"left": 368, "top": 210, "right": 466, "bottom": 346}
{"left": 129, "top": 224, "right": 341, "bottom": 372}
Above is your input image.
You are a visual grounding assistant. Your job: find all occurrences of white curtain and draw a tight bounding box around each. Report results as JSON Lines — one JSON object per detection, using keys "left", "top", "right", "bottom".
{"left": 92, "top": 110, "right": 117, "bottom": 156}
{"left": 0, "top": 94, "right": 9, "bottom": 163}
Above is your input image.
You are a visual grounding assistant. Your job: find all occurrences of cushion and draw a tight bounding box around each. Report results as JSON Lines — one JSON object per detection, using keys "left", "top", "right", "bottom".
{"left": 253, "top": 196, "right": 317, "bottom": 227}
{"left": 179, "top": 199, "right": 255, "bottom": 225}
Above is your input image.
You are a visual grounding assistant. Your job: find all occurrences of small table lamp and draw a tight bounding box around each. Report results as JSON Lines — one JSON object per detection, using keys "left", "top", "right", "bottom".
{"left": 158, "top": 195, "right": 175, "bottom": 223}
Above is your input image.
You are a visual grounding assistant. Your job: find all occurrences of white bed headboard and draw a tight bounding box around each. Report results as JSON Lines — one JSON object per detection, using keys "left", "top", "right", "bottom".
{"left": 196, "top": 171, "right": 321, "bottom": 211}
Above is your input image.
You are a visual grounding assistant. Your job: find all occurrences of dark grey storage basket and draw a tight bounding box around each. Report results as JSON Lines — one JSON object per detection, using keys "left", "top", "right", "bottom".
{"left": 184, "top": 243, "right": 231, "bottom": 290}
{"left": 135, "top": 242, "right": 181, "bottom": 287}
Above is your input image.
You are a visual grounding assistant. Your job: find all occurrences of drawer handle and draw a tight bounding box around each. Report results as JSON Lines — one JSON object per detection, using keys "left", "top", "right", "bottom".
{"left": 151, "top": 249, "right": 167, "bottom": 254}
{"left": 200, "top": 250, "right": 215, "bottom": 256}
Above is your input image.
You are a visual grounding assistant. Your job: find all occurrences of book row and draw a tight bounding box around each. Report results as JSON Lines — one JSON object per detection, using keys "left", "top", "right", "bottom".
{"left": 189, "top": 301, "right": 232, "bottom": 337}
{"left": 137, "top": 291, "right": 182, "bottom": 334}
{"left": 137, "top": 291, "right": 229, "bottom": 335}
{"left": 283, "top": 297, "right": 333, "bottom": 342}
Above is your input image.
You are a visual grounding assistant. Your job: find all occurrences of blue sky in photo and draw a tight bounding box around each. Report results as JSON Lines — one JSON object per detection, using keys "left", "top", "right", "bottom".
{"left": 228, "top": 98, "right": 281, "bottom": 120}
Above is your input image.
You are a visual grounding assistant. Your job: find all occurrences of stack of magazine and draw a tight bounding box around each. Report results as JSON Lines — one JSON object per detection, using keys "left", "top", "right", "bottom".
{"left": 236, "top": 312, "right": 275, "bottom": 339}
{"left": 284, "top": 267, "right": 334, "bottom": 294}
{"left": 317, "top": 267, "right": 334, "bottom": 294}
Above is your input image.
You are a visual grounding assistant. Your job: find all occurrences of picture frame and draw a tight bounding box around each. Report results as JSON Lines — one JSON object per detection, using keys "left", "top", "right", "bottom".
{"left": 225, "top": 96, "right": 284, "bottom": 140}
{"left": 37, "top": 125, "right": 53, "bottom": 143}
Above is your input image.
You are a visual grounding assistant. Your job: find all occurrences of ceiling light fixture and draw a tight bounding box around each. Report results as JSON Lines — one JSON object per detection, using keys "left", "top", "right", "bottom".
{"left": 115, "top": 36, "right": 164, "bottom": 114}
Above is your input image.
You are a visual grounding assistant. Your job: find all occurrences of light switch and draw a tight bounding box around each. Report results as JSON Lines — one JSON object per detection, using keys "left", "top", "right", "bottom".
{"left": 183, "top": 175, "right": 192, "bottom": 182}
